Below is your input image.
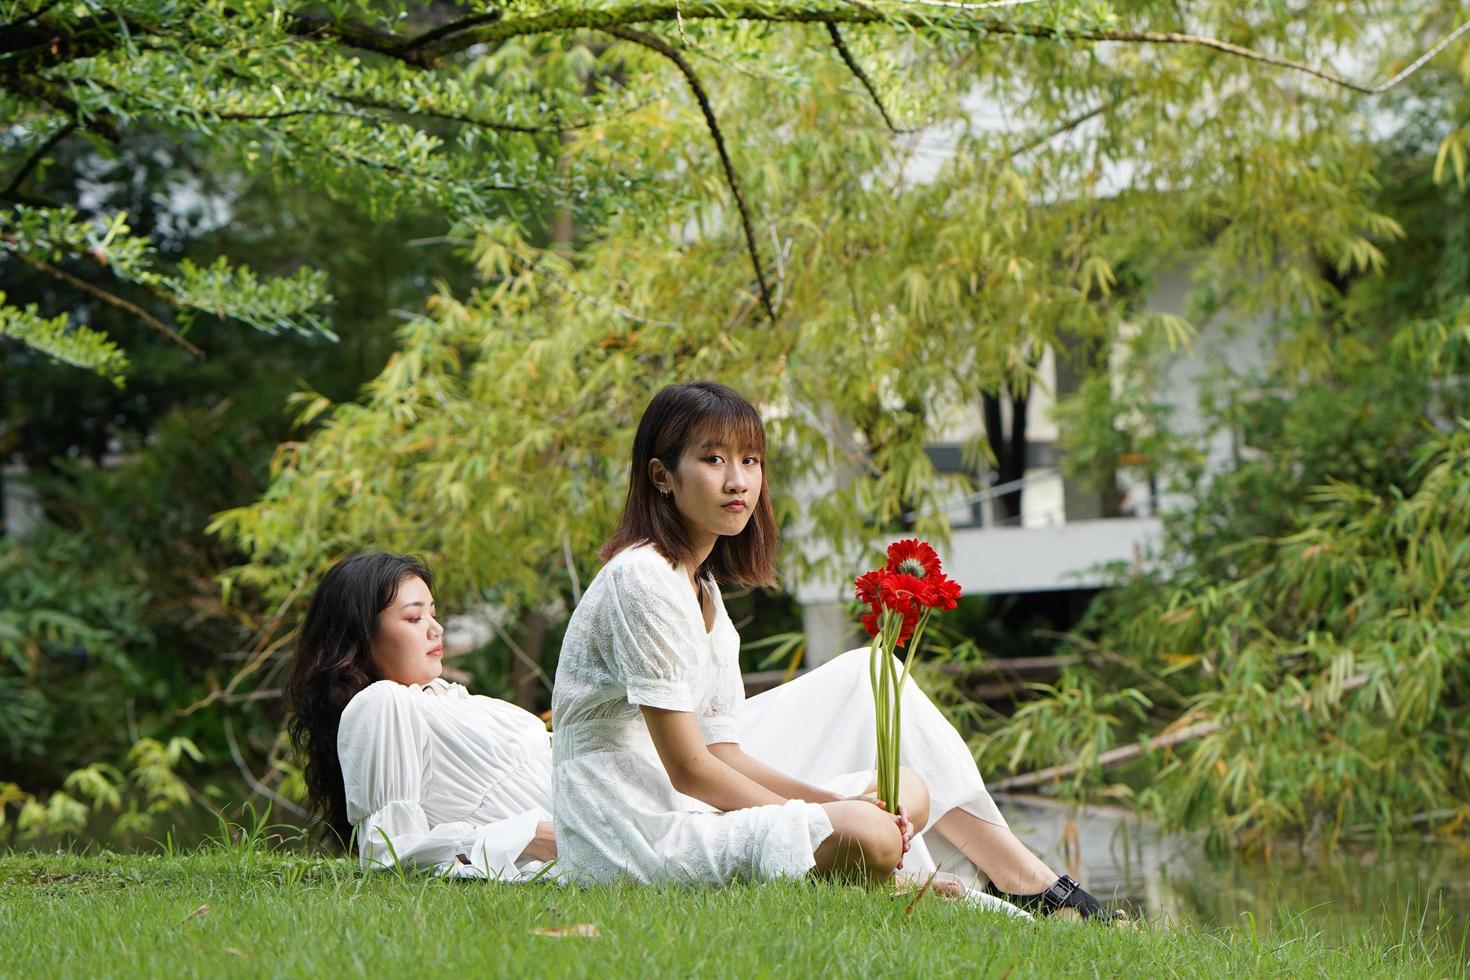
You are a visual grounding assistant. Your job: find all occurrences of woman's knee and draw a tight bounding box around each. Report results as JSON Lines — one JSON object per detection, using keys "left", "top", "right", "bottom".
{"left": 848, "top": 806, "right": 903, "bottom": 872}
{"left": 819, "top": 801, "right": 902, "bottom": 876}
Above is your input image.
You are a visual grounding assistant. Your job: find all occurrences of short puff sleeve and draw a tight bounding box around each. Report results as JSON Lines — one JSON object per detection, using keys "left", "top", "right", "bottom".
{"left": 603, "top": 553, "right": 705, "bottom": 712}
{"left": 698, "top": 658, "right": 745, "bottom": 744}
{"left": 338, "top": 681, "right": 541, "bottom": 879}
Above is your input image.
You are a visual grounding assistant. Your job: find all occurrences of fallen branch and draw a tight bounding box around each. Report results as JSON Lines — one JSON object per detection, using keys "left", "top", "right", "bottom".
{"left": 935, "top": 653, "right": 1080, "bottom": 679}
{"left": 992, "top": 672, "right": 1370, "bottom": 793}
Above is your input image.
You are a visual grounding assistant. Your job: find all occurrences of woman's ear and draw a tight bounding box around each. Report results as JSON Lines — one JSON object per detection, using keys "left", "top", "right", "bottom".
{"left": 648, "top": 457, "right": 672, "bottom": 494}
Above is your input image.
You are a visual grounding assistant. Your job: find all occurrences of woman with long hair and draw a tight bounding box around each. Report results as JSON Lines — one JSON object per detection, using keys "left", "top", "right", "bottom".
{"left": 288, "top": 552, "right": 556, "bottom": 878}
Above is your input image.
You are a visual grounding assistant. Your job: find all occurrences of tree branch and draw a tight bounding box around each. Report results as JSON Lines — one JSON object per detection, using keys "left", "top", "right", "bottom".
{"left": 1004, "top": 96, "right": 1127, "bottom": 161}
{"left": 77, "top": 72, "right": 572, "bottom": 137}
{"left": 0, "top": 14, "right": 136, "bottom": 69}
{"left": 0, "top": 188, "right": 55, "bottom": 207}
{"left": 399, "top": 10, "right": 506, "bottom": 53}
{"left": 5, "top": 249, "right": 206, "bottom": 359}
{"left": 333, "top": 93, "right": 562, "bottom": 134}
{"left": 211, "top": 107, "right": 362, "bottom": 122}
{"left": 0, "top": 0, "right": 61, "bottom": 34}
{"left": 413, "top": 3, "right": 1384, "bottom": 94}
{"left": 606, "top": 26, "right": 777, "bottom": 322}
{"left": 329, "top": 147, "right": 527, "bottom": 194}
{"left": 4, "top": 3, "right": 1461, "bottom": 100}
{"left": 1, "top": 120, "right": 76, "bottom": 199}
{"left": 223, "top": 716, "right": 309, "bottom": 818}
{"left": 825, "top": 22, "right": 912, "bottom": 134}
{"left": 285, "top": 12, "right": 435, "bottom": 67}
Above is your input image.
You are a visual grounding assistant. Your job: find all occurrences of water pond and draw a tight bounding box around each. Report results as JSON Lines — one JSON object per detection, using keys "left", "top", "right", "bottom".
{"left": 1003, "top": 794, "right": 1469, "bottom": 944}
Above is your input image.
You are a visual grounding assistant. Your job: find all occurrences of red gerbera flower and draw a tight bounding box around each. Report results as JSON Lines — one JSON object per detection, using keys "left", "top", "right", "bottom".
{"left": 927, "top": 574, "right": 962, "bottom": 611}
{"left": 883, "top": 539, "right": 962, "bottom": 610}
{"left": 857, "top": 571, "right": 922, "bottom": 645}
{"left": 861, "top": 603, "right": 920, "bottom": 647}
{"left": 850, "top": 537, "right": 961, "bottom": 815}
{"left": 854, "top": 568, "right": 889, "bottom": 606}
{"left": 877, "top": 571, "right": 930, "bottom": 609}
{"left": 874, "top": 575, "right": 926, "bottom": 646}
{"left": 886, "top": 539, "right": 942, "bottom": 581}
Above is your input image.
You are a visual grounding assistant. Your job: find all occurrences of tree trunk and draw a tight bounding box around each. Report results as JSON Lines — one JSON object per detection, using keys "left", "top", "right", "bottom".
{"left": 982, "top": 386, "right": 1029, "bottom": 525}
{"left": 510, "top": 609, "right": 546, "bottom": 710}
{"left": 505, "top": 132, "right": 572, "bottom": 713}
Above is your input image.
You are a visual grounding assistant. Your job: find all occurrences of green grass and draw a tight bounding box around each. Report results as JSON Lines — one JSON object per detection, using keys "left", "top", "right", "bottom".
{"left": 1, "top": 848, "right": 1464, "bottom": 978}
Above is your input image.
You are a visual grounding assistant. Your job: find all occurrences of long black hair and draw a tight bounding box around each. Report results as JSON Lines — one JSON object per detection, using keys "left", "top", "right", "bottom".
{"left": 286, "top": 551, "right": 432, "bottom": 847}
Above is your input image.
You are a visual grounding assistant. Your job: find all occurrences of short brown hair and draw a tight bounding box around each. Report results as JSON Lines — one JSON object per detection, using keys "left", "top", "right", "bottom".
{"left": 601, "top": 381, "right": 778, "bottom": 587}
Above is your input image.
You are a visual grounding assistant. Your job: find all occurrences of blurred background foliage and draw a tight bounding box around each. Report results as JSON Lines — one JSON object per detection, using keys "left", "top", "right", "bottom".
{"left": 3, "top": 1, "right": 1469, "bottom": 849}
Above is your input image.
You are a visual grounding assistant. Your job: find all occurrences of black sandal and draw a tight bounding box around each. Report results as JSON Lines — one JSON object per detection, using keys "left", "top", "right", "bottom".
{"left": 985, "top": 874, "right": 1124, "bottom": 922}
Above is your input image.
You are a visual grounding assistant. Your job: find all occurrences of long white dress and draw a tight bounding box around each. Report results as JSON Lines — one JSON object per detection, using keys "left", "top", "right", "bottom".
{"left": 338, "top": 548, "right": 1009, "bottom": 888}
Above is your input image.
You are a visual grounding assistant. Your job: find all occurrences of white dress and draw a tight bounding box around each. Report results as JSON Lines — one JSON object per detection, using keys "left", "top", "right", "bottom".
{"left": 551, "top": 544, "right": 850, "bottom": 884}
{"left": 338, "top": 677, "right": 554, "bottom": 878}
{"left": 337, "top": 552, "right": 1009, "bottom": 889}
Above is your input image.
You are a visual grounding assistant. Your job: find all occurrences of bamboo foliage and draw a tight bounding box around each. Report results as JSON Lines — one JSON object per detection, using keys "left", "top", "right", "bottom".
{"left": 215, "top": 4, "right": 1425, "bottom": 610}
{"left": 983, "top": 274, "right": 1470, "bottom": 842}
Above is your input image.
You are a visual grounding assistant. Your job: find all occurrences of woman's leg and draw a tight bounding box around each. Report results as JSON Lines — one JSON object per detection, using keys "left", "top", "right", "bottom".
{"left": 932, "top": 808, "right": 1057, "bottom": 894}
{"left": 814, "top": 769, "right": 929, "bottom": 880}
{"left": 742, "top": 650, "right": 1061, "bottom": 889}
{"left": 745, "top": 649, "right": 1115, "bottom": 916}
{"left": 741, "top": 649, "right": 1003, "bottom": 830}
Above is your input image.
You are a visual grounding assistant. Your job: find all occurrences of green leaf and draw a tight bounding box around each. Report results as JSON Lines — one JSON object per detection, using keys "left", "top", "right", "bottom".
{"left": 0, "top": 293, "right": 128, "bottom": 384}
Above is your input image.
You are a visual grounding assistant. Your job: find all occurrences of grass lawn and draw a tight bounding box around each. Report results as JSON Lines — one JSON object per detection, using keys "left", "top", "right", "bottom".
{"left": 2, "top": 848, "right": 1464, "bottom": 978}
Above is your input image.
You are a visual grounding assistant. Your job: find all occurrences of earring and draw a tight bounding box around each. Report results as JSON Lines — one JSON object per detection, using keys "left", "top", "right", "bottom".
{"left": 660, "top": 487, "right": 671, "bottom": 498}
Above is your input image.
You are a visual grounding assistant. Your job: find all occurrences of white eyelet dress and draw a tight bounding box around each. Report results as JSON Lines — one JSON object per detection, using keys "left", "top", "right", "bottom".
{"left": 550, "top": 544, "right": 842, "bottom": 885}
{"left": 337, "top": 677, "right": 554, "bottom": 878}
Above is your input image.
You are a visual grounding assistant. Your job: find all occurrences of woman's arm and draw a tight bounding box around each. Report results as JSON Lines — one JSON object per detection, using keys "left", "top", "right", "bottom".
{"left": 706, "top": 742, "right": 843, "bottom": 804}
{"left": 708, "top": 741, "right": 913, "bottom": 851}
{"left": 641, "top": 707, "right": 787, "bottom": 811}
